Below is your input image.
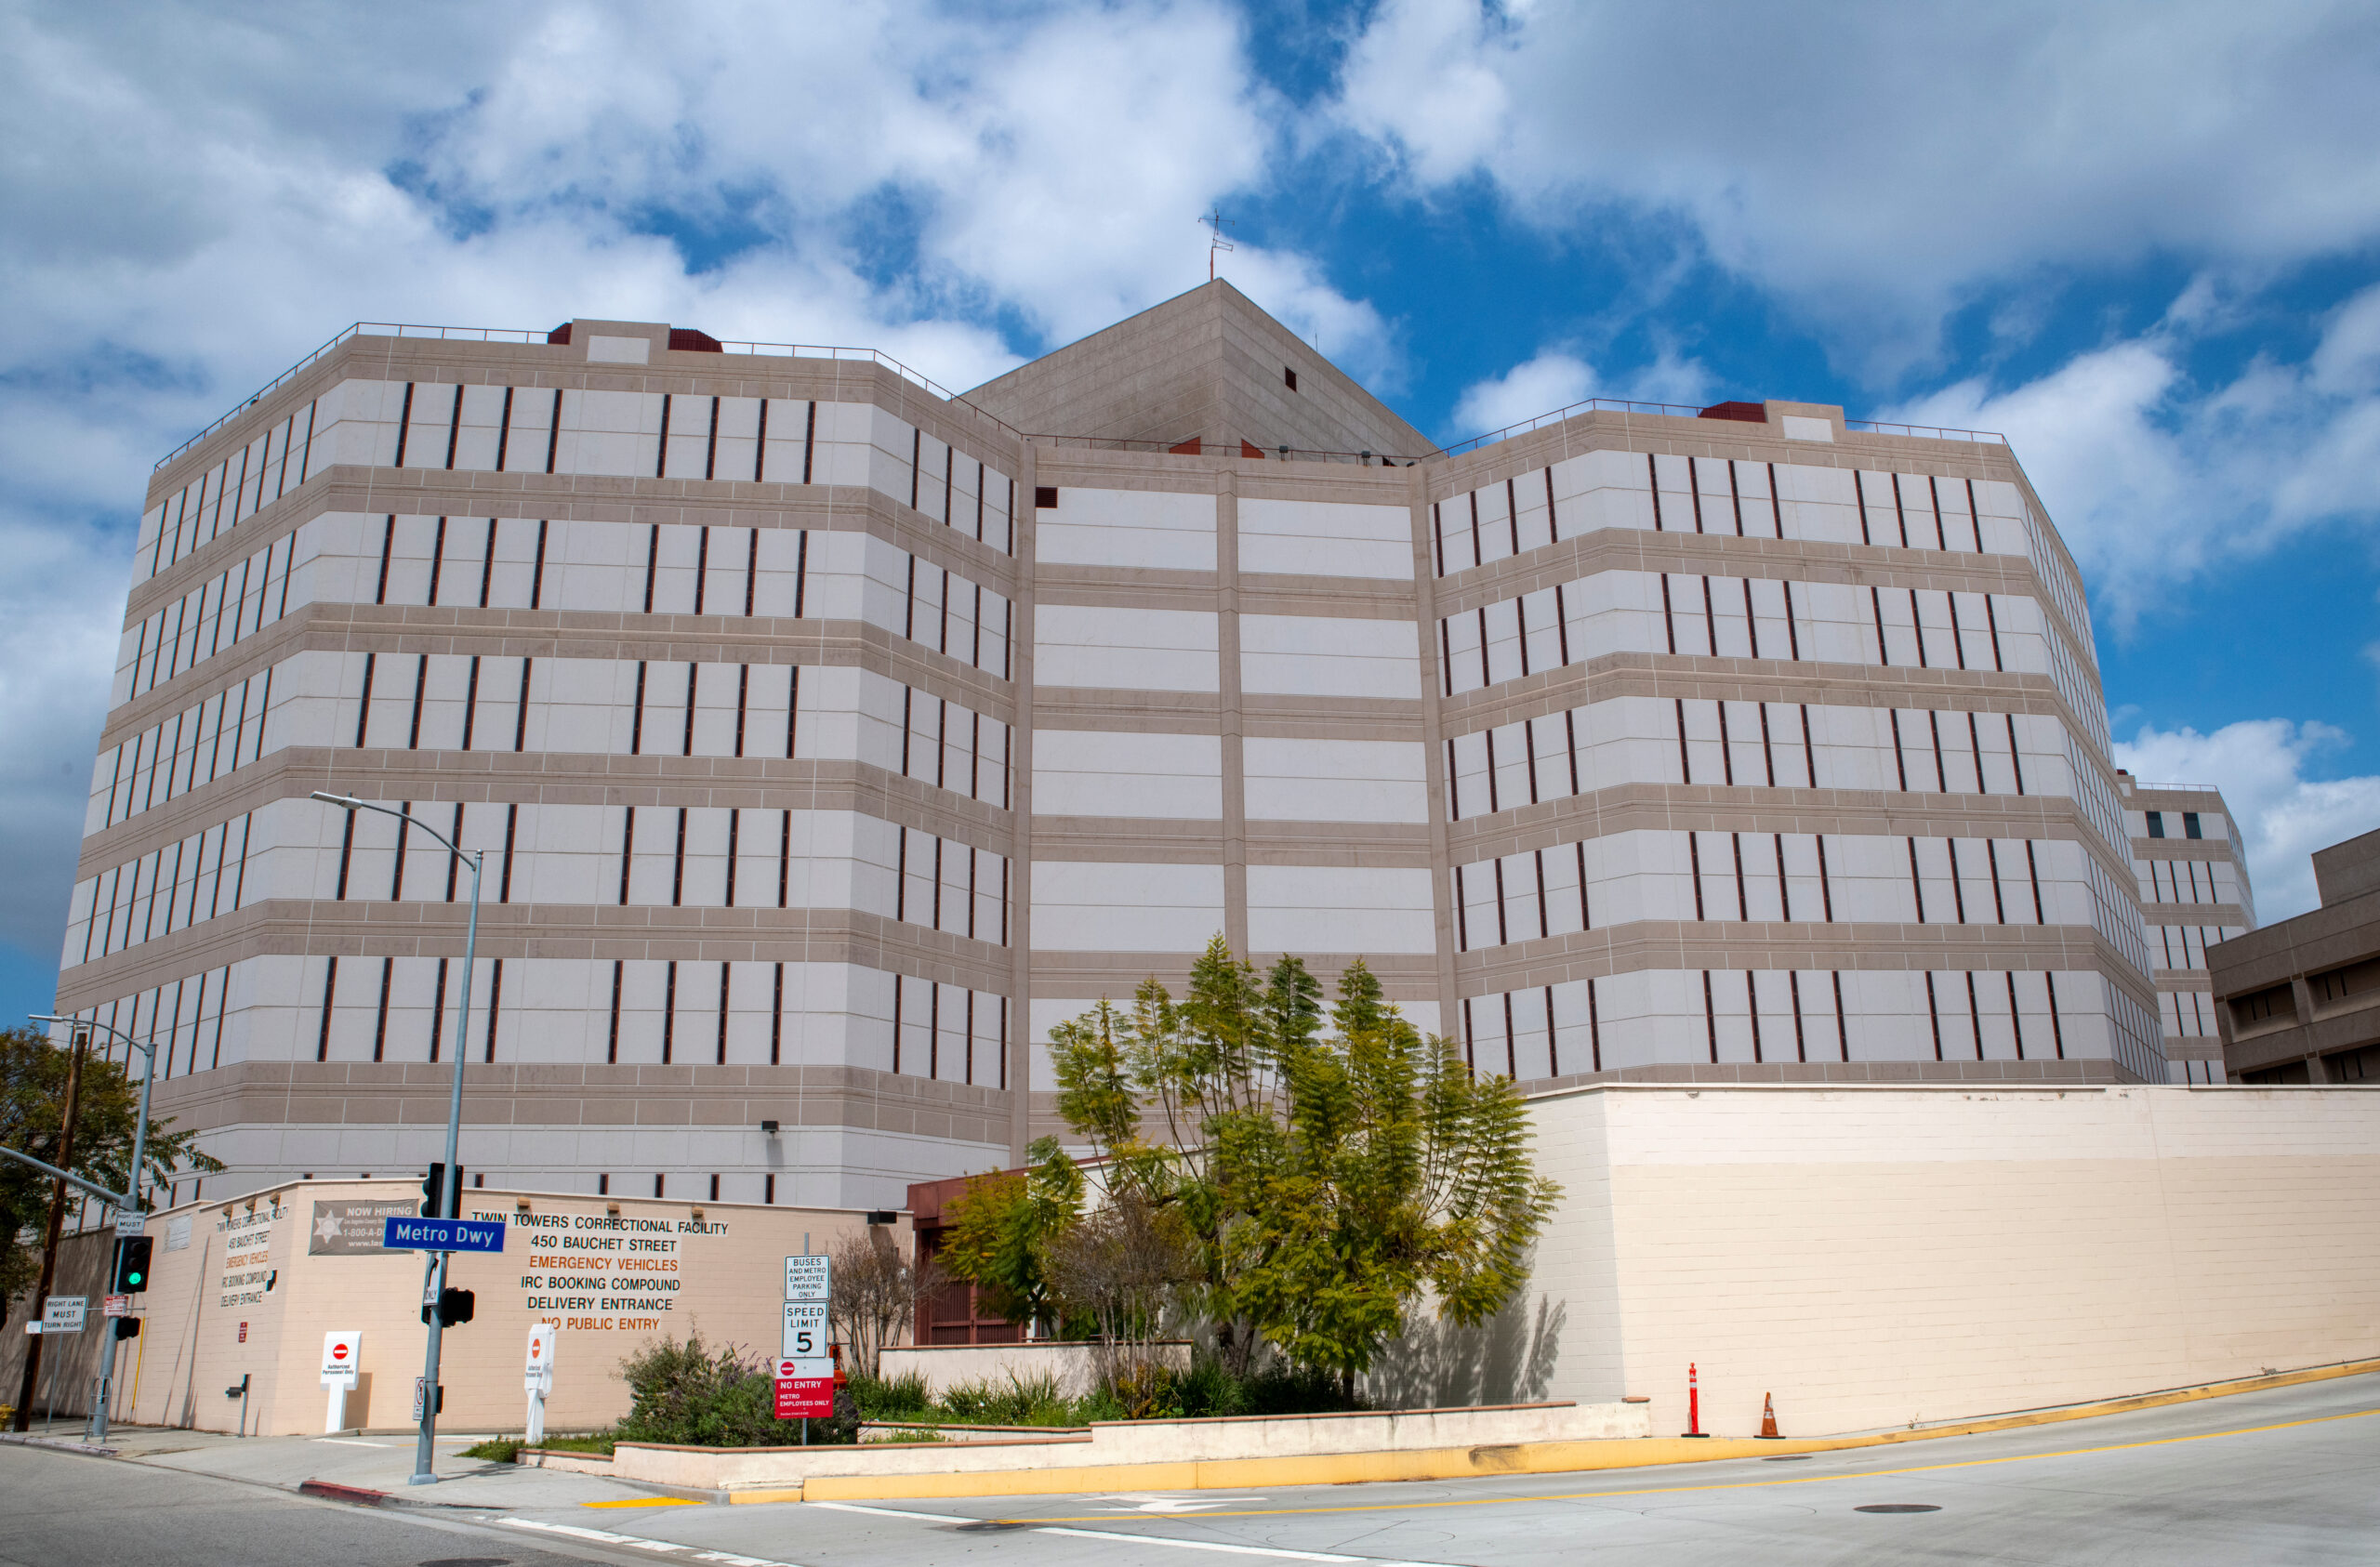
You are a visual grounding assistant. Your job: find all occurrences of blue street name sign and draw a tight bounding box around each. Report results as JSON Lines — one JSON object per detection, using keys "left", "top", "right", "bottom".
{"left": 381, "top": 1216, "right": 507, "bottom": 1254}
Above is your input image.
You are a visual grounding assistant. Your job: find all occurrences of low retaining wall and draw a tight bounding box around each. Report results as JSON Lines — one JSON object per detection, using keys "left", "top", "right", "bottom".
{"left": 877, "top": 1340, "right": 1193, "bottom": 1402}
{"left": 529, "top": 1399, "right": 1649, "bottom": 1494}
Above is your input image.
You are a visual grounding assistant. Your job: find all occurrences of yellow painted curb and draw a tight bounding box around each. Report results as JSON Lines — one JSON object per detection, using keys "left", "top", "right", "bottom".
{"left": 721, "top": 1356, "right": 2380, "bottom": 1505}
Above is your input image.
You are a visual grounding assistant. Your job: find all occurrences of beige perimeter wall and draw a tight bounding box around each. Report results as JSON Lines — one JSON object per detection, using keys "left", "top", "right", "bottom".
{"left": 0, "top": 1181, "right": 903, "bottom": 1437}
{"left": 1527, "top": 1084, "right": 2380, "bottom": 1437}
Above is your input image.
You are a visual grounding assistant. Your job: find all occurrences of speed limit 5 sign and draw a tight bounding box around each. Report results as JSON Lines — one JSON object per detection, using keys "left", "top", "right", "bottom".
{"left": 781, "top": 1299, "right": 827, "bottom": 1361}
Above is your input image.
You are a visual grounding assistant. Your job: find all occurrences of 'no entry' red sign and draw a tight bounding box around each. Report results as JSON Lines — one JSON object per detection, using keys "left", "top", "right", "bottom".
{"left": 774, "top": 1376, "right": 832, "bottom": 1418}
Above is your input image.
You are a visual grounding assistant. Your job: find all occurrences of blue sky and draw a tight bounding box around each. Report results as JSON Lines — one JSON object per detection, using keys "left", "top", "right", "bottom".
{"left": 2, "top": 0, "right": 2377, "bottom": 1027}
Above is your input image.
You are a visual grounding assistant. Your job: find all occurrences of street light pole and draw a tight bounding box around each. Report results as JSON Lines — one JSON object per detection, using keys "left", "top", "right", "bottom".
{"left": 311, "top": 792, "right": 482, "bottom": 1486}
{"left": 27, "top": 1013, "right": 160, "bottom": 1445}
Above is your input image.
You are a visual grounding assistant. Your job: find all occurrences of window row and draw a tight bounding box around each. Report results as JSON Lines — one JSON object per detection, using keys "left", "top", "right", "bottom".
{"left": 1436, "top": 570, "right": 2048, "bottom": 696}
{"left": 66, "top": 802, "right": 1012, "bottom": 968}
{"left": 92, "top": 669, "right": 276, "bottom": 832}
{"left": 2150, "top": 923, "right": 2245, "bottom": 973}
{"left": 2141, "top": 809, "right": 2216, "bottom": 841}
{"left": 328, "top": 514, "right": 1013, "bottom": 677}
{"left": 72, "top": 812, "right": 257, "bottom": 967}
{"left": 69, "top": 954, "right": 1008, "bottom": 1085}
{"left": 2137, "top": 856, "right": 2242, "bottom": 909}
{"left": 1456, "top": 966, "right": 2155, "bottom": 1078}
{"left": 116, "top": 530, "right": 301, "bottom": 704}
{"left": 1427, "top": 448, "right": 2096, "bottom": 676}
{"left": 88, "top": 653, "right": 1013, "bottom": 842}
{"left": 137, "top": 379, "right": 1017, "bottom": 582}
{"left": 2161, "top": 987, "right": 2217, "bottom": 1041}
{"left": 1453, "top": 829, "right": 2085, "bottom": 952}
{"left": 1445, "top": 696, "right": 2066, "bottom": 821}
{"left": 1430, "top": 451, "right": 2031, "bottom": 576}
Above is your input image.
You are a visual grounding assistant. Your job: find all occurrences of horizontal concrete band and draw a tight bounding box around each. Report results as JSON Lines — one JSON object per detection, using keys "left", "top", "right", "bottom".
{"left": 57, "top": 901, "right": 1017, "bottom": 1010}
{"left": 105, "top": 602, "right": 1013, "bottom": 747}
{"left": 1448, "top": 918, "right": 2142, "bottom": 992}
{"left": 1436, "top": 653, "right": 2071, "bottom": 733}
{"left": 146, "top": 1059, "right": 1014, "bottom": 1140}
{"left": 78, "top": 746, "right": 1014, "bottom": 876}
{"left": 1430, "top": 528, "right": 2055, "bottom": 618}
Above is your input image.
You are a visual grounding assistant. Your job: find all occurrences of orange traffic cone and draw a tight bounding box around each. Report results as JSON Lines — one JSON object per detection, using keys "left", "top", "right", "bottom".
{"left": 1757, "top": 1392, "right": 1782, "bottom": 1440}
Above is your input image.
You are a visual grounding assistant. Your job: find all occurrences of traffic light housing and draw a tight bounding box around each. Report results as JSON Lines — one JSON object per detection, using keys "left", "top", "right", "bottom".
{"left": 112, "top": 1235, "right": 153, "bottom": 1294}
{"left": 419, "top": 1163, "right": 463, "bottom": 1218}
{"left": 421, "top": 1287, "right": 475, "bottom": 1327}
{"left": 114, "top": 1317, "right": 140, "bottom": 1340}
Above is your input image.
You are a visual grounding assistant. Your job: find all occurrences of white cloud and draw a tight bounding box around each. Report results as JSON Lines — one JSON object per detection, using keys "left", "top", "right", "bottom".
{"left": 1327, "top": 2, "right": 2380, "bottom": 375}
{"left": 1451, "top": 350, "right": 1597, "bottom": 435}
{"left": 1448, "top": 345, "right": 1714, "bottom": 440}
{"left": 0, "top": 0, "right": 1406, "bottom": 981}
{"left": 1884, "top": 281, "right": 2380, "bottom": 619}
{"left": 2114, "top": 719, "right": 2380, "bottom": 923}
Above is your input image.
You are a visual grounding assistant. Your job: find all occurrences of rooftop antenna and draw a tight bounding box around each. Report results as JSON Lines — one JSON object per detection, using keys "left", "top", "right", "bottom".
{"left": 1203, "top": 210, "right": 1235, "bottom": 281}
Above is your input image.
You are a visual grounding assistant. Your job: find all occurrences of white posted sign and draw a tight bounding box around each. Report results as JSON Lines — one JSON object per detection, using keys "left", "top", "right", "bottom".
{"left": 321, "top": 1331, "right": 361, "bottom": 1388}
{"left": 782, "top": 1300, "right": 828, "bottom": 1361}
{"left": 524, "top": 1322, "right": 559, "bottom": 1389}
{"left": 784, "top": 1255, "right": 829, "bottom": 1300}
{"left": 41, "top": 1297, "right": 86, "bottom": 1334}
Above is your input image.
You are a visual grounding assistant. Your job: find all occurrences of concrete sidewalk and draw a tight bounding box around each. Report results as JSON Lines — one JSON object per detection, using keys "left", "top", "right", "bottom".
{"left": 1, "top": 1423, "right": 661, "bottom": 1510}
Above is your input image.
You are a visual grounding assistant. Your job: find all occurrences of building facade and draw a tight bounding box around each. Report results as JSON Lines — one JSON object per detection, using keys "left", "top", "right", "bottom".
{"left": 2114, "top": 772, "right": 2257, "bottom": 1083}
{"left": 2208, "top": 826, "right": 2380, "bottom": 1083}
{"left": 57, "top": 283, "right": 2171, "bottom": 1208}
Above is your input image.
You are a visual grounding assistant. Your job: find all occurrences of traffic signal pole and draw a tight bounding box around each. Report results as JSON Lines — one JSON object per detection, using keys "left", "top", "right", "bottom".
{"left": 25, "top": 1013, "right": 162, "bottom": 1447}
{"left": 311, "top": 793, "right": 483, "bottom": 1487}
{"left": 9, "top": 1030, "right": 86, "bottom": 1432}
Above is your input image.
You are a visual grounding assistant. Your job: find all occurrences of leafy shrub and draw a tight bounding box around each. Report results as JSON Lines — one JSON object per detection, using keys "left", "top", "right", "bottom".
{"left": 939, "top": 1370, "right": 1073, "bottom": 1426}
{"left": 1236, "top": 1361, "right": 1367, "bottom": 1416}
{"left": 850, "top": 1370, "right": 933, "bottom": 1421}
{"left": 616, "top": 1331, "right": 856, "bottom": 1446}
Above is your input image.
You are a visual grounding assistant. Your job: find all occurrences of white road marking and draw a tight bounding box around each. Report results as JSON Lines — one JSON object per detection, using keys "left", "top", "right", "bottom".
{"left": 311, "top": 1439, "right": 390, "bottom": 1448}
{"left": 1038, "top": 1525, "right": 1459, "bottom": 1565}
{"left": 501, "top": 1517, "right": 805, "bottom": 1566}
{"left": 802, "top": 1499, "right": 974, "bottom": 1522}
{"left": 1100, "top": 1494, "right": 1269, "bottom": 1513}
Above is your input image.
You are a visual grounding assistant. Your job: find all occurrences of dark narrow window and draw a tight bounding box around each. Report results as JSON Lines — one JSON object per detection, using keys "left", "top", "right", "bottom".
{"left": 1283, "top": 366, "right": 1298, "bottom": 391}
{"left": 316, "top": 956, "right": 338, "bottom": 1061}
{"left": 2146, "top": 811, "right": 2165, "bottom": 839}
{"left": 2184, "top": 811, "right": 2202, "bottom": 840}
{"left": 482, "top": 958, "right": 503, "bottom": 1061}
{"left": 606, "top": 960, "right": 623, "bottom": 1064}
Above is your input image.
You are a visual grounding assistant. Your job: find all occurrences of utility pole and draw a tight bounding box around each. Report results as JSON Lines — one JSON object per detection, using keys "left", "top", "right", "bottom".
{"left": 13, "top": 1028, "right": 88, "bottom": 1431}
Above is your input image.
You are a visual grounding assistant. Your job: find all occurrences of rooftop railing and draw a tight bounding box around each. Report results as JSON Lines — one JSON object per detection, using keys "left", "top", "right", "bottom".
{"left": 155, "top": 320, "right": 2005, "bottom": 474}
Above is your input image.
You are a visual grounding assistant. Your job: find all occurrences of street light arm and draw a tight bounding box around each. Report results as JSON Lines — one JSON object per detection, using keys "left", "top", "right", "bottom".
{"left": 0, "top": 1142, "right": 128, "bottom": 1207}
{"left": 310, "top": 792, "right": 473, "bottom": 862}
{"left": 30, "top": 1015, "right": 155, "bottom": 1062}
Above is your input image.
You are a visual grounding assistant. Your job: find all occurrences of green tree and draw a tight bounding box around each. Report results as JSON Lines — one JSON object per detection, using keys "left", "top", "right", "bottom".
{"left": 1044, "top": 944, "right": 1558, "bottom": 1389}
{"left": 936, "top": 1137, "right": 1083, "bottom": 1335}
{"left": 0, "top": 1025, "right": 224, "bottom": 1322}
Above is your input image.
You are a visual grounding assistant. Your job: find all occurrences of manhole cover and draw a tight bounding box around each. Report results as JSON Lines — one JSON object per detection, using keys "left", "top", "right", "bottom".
{"left": 420, "top": 1559, "right": 512, "bottom": 1566}
{"left": 955, "top": 1521, "right": 1029, "bottom": 1533}
{"left": 1762, "top": 1455, "right": 1813, "bottom": 1462}
{"left": 1855, "top": 1504, "right": 1941, "bottom": 1514}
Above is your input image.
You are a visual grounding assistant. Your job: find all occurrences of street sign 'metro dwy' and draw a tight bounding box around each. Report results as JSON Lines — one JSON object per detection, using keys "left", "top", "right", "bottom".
{"left": 380, "top": 1216, "right": 508, "bottom": 1254}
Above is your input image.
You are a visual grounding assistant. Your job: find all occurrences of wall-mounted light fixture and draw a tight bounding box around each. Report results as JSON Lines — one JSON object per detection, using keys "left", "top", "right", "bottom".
{"left": 760, "top": 1119, "right": 780, "bottom": 1134}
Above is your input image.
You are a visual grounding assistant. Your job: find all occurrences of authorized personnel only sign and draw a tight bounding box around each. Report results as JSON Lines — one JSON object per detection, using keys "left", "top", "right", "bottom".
{"left": 321, "top": 1331, "right": 361, "bottom": 1388}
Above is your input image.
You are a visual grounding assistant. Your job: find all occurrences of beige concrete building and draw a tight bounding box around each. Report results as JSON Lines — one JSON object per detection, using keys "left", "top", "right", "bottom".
{"left": 57, "top": 283, "right": 2172, "bottom": 1207}
{"left": 2114, "top": 771, "right": 2257, "bottom": 1083}
{"left": 2209, "top": 825, "right": 2380, "bottom": 1083}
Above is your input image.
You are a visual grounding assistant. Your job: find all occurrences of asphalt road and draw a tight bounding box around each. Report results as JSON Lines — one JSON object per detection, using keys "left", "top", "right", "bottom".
{"left": 2, "top": 1372, "right": 2374, "bottom": 1566}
